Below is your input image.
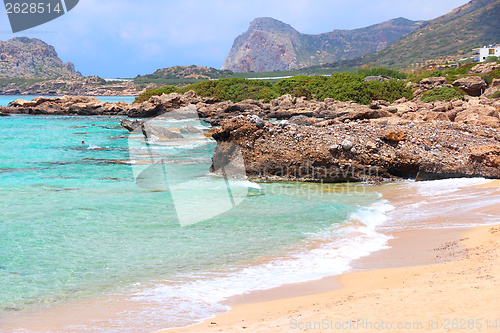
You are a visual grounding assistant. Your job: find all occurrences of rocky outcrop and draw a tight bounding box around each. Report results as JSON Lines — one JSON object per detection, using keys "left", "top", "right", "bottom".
{"left": 0, "top": 37, "right": 81, "bottom": 78}
{"left": 211, "top": 116, "right": 500, "bottom": 182}
{"left": 222, "top": 17, "right": 422, "bottom": 72}
{"left": 3, "top": 92, "right": 217, "bottom": 117}
{"left": 0, "top": 76, "right": 155, "bottom": 96}
{"left": 469, "top": 62, "right": 500, "bottom": 74}
{"left": 4, "top": 90, "right": 500, "bottom": 128}
{"left": 452, "top": 76, "right": 487, "bottom": 96}
{"left": 141, "top": 123, "right": 184, "bottom": 140}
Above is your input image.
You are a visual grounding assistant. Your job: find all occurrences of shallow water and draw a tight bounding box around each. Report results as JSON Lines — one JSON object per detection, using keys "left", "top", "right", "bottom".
{"left": 0, "top": 114, "right": 389, "bottom": 332}
{"left": 2, "top": 110, "right": 499, "bottom": 332}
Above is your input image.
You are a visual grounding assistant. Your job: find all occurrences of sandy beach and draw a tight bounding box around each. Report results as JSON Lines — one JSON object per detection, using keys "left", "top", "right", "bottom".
{"left": 165, "top": 225, "right": 499, "bottom": 333}
{"left": 2, "top": 180, "right": 499, "bottom": 332}
{"left": 164, "top": 182, "right": 500, "bottom": 333}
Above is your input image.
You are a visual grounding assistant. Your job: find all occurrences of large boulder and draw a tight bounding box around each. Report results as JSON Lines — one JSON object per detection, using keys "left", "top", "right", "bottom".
{"left": 121, "top": 119, "right": 143, "bottom": 132}
{"left": 141, "top": 123, "right": 184, "bottom": 140}
{"left": 454, "top": 105, "right": 500, "bottom": 127}
{"left": 452, "top": 76, "right": 487, "bottom": 96}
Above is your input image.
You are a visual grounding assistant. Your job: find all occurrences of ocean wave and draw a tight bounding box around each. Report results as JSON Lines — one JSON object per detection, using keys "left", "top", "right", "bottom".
{"left": 127, "top": 200, "right": 394, "bottom": 331}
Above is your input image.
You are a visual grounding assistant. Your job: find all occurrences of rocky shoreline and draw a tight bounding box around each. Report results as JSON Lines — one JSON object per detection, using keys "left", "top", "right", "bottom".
{"left": 211, "top": 115, "right": 500, "bottom": 183}
{"left": 0, "top": 76, "right": 155, "bottom": 97}
{"left": 2, "top": 74, "right": 500, "bottom": 183}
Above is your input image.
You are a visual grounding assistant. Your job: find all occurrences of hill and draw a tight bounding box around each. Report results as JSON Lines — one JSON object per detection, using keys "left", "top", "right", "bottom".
{"left": 221, "top": 17, "right": 423, "bottom": 72}
{"left": 136, "top": 65, "right": 233, "bottom": 81}
{"left": 0, "top": 37, "right": 81, "bottom": 78}
{"left": 368, "top": 0, "right": 500, "bottom": 68}
{"left": 314, "top": 0, "right": 500, "bottom": 70}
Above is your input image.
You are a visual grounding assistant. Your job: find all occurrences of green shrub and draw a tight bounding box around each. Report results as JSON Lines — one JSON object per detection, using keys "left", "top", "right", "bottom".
{"left": 420, "top": 87, "right": 465, "bottom": 103}
{"left": 177, "top": 78, "right": 278, "bottom": 102}
{"left": 485, "top": 56, "right": 500, "bottom": 63}
{"left": 367, "top": 79, "right": 414, "bottom": 102}
{"left": 480, "top": 69, "right": 500, "bottom": 86}
{"left": 489, "top": 90, "right": 500, "bottom": 99}
{"left": 356, "top": 67, "right": 408, "bottom": 79}
{"left": 133, "top": 68, "right": 415, "bottom": 106}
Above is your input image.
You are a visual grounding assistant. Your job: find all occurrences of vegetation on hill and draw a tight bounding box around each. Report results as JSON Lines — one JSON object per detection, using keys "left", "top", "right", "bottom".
{"left": 408, "top": 60, "right": 500, "bottom": 85}
{"left": 135, "top": 65, "right": 233, "bottom": 80}
{"left": 300, "top": 0, "right": 500, "bottom": 71}
{"left": 135, "top": 70, "right": 413, "bottom": 105}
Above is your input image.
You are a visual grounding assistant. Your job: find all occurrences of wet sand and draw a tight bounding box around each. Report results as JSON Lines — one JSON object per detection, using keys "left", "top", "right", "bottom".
{"left": 163, "top": 180, "right": 500, "bottom": 333}
{"left": 165, "top": 224, "right": 500, "bottom": 333}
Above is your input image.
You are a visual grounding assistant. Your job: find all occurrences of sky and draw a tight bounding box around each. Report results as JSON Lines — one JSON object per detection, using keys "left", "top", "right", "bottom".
{"left": 0, "top": 0, "right": 471, "bottom": 78}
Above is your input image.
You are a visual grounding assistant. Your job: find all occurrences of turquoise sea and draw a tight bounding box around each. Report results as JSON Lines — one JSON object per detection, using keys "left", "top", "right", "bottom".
{"left": 1, "top": 96, "right": 498, "bottom": 332}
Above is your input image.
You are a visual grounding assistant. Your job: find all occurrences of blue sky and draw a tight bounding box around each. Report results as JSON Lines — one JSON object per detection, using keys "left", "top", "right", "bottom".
{"left": 0, "top": 0, "right": 470, "bottom": 78}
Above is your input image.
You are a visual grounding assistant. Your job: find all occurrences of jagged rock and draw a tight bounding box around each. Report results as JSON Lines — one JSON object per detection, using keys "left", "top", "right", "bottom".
{"left": 470, "top": 145, "right": 500, "bottom": 167}
{"left": 455, "top": 105, "right": 500, "bottom": 127}
{"left": 141, "top": 123, "right": 184, "bottom": 140}
{"left": 469, "top": 62, "right": 500, "bottom": 74}
{"left": 121, "top": 119, "right": 143, "bottom": 132}
{"left": 8, "top": 99, "right": 37, "bottom": 107}
{"left": 384, "top": 131, "right": 406, "bottom": 142}
{"left": 211, "top": 116, "right": 500, "bottom": 183}
{"left": 452, "top": 76, "right": 487, "bottom": 96}
{"left": 420, "top": 77, "right": 447, "bottom": 86}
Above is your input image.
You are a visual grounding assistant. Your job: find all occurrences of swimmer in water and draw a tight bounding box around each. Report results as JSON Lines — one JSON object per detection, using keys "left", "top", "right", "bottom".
{"left": 81, "top": 141, "right": 85, "bottom": 145}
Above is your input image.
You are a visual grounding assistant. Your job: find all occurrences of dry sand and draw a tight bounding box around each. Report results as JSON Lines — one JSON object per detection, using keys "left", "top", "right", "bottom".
{"left": 162, "top": 224, "right": 500, "bottom": 333}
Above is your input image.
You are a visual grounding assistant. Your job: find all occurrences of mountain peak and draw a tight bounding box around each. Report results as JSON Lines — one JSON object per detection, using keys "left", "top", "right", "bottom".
{"left": 248, "top": 17, "right": 298, "bottom": 34}
{"left": 0, "top": 37, "right": 81, "bottom": 78}
{"left": 222, "top": 17, "right": 421, "bottom": 72}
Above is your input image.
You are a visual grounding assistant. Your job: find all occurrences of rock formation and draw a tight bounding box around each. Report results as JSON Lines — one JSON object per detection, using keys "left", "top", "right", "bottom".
{"left": 0, "top": 37, "right": 81, "bottom": 78}
{"left": 211, "top": 115, "right": 500, "bottom": 182}
{"left": 3, "top": 89, "right": 500, "bottom": 183}
{"left": 222, "top": 17, "right": 422, "bottom": 72}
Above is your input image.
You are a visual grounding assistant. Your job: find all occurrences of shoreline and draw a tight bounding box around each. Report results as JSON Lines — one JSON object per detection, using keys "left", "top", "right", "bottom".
{"left": 1, "top": 179, "right": 499, "bottom": 332}
{"left": 158, "top": 180, "right": 500, "bottom": 333}
{"left": 164, "top": 223, "right": 499, "bottom": 333}
{"left": 223, "top": 227, "right": 469, "bottom": 307}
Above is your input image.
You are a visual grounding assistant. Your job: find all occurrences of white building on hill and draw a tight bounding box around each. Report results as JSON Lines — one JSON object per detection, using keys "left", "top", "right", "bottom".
{"left": 474, "top": 44, "right": 500, "bottom": 62}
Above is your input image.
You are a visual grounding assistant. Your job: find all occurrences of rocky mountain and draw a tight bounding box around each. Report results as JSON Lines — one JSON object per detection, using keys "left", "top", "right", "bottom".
{"left": 222, "top": 17, "right": 423, "bottom": 72}
{"left": 0, "top": 37, "right": 81, "bottom": 78}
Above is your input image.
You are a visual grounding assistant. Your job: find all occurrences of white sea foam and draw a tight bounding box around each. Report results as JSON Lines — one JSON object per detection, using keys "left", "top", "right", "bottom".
{"left": 123, "top": 201, "right": 394, "bottom": 331}
{"left": 412, "top": 177, "right": 490, "bottom": 197}
{"left": 87, "top": 144, "right": 102, "bottom": 150}
{"left": 380, "top": 178, "right": 500, "bottom": 232}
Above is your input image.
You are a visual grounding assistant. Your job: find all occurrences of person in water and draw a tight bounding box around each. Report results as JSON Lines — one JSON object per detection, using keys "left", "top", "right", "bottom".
{"left": 81, "top": 141, "right": 85, "bottom": 145}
